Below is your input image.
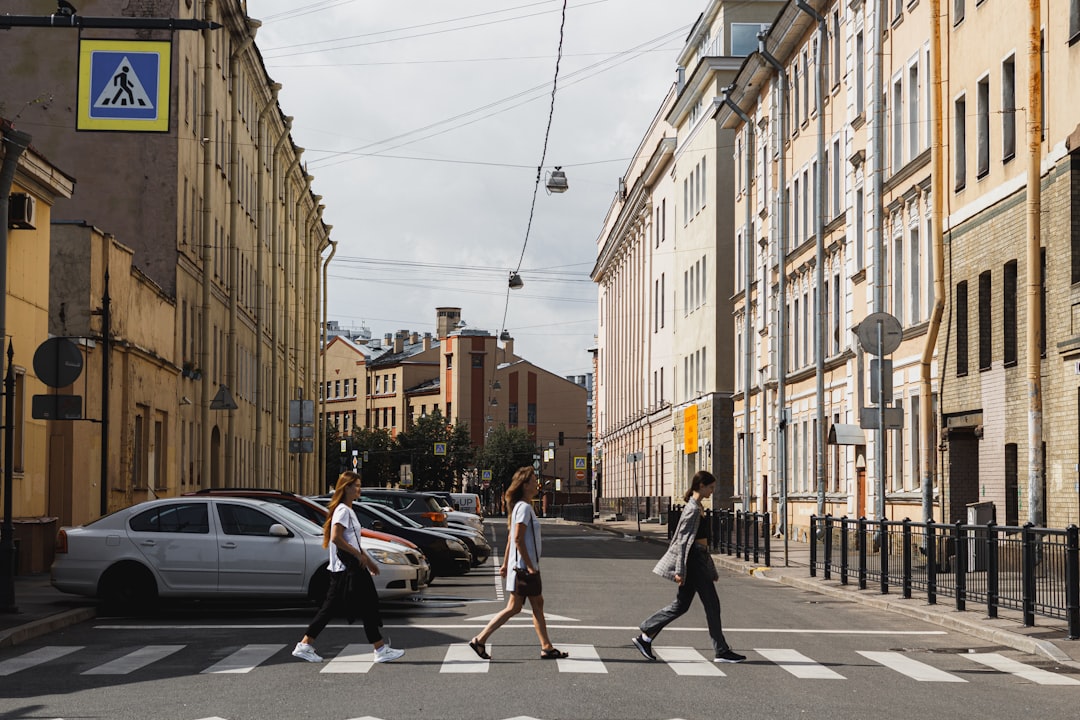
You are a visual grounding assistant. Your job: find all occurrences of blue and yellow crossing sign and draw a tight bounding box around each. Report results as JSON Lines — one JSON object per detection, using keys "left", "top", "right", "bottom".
{"left": 77, "top": 39, "right": 171, "bottom": 132}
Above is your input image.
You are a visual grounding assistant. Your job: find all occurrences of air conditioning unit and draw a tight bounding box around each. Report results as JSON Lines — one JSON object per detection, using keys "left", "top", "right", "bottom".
{"left": 8, "top": 193, "right": 36, "bottom": 230}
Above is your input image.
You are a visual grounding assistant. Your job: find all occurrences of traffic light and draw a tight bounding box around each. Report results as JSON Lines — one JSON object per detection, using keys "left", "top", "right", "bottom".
{"left": 558, "top": 432, "right": 564, "bottom": 446}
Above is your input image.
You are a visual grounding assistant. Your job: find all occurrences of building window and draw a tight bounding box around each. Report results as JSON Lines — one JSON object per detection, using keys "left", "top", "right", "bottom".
{"left": 1005, "top": 443, "right": 1019, "bottom": 525}
{"left": 1002, "top": 56, "right": 1016, "bottom": 162}
{"left": 509, "top": 402, "right": 518, "bottom": 426}
{"left": 1071, "top": 0, "right": 1080, "bottom": 42}
{"left": 855, "top": 188, "right": 865, "bottom": 270}
{"left": 833, "top": 273, "right": 842, "bottom": 355}
{"left": 802, "top": 49, "right": 810, "bottom": 123}
{"left": 893, "top": 229, "right": 905, "bottom": 324}
{"left": 832, "top": 10, "right": 841, "bottom": 89}
{"left": 527, "top": 403, "right": 537, "bottom": 424}
{"left": 893, "top": 77, "right": 903, "bottom": 169}
{"left": 956, "top": 280, "right": 969, "bottom": 376}
{"left": 954, "top": 95, "right": 967, "bottom": 190}
{"left": 955, "top": 0, "right": 965, "bottom": 25}
{"left": 471, "top": 354, "right": 483, "bottom": 368}
{"left": 793, "top": 60, "right": 801, "bottom": 131}
{"left": 661, "top": 273, "right": 665, "bottom": 328}
{"left": 1004, "top": 260, "right": 1018, "bottom": 366}
{"left": 855, "top": 31, "right": 865, "bottom": 115}
{"left": 832, "top": 138, "right": 841, "bottom": 219}
{"left": 979, "top": 270, "right": 992, "bottom": 370}
{"left": 977, "top": 76, "right": 990, "bottom": 178}
{"left": 909, "top": 61, "right": 920, "bottom": 156}
{"left": 793, "top": 178, "right": 801, "bottom": 246}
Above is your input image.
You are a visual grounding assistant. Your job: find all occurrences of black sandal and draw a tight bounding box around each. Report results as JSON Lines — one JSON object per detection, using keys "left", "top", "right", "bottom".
{"left": 468, "top": 638, "right": 490, "bottom": 660}
{"left": 540, "top": 647, "right": 569, "bottom": 660}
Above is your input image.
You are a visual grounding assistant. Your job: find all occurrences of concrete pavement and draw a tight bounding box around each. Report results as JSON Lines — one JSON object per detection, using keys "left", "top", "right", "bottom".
{"left": 581, "top": 515, "right": 1080, "bottom": 669}
{"left": 2, "top": 520, "right": 1079, "bottom": 670}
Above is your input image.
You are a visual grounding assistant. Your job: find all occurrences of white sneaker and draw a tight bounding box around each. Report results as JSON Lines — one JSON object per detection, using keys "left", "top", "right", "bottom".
{"left": 291, "top": 642, "right": 322, "bottom": 663}
{"left": 374, "top": 644, "right": 405, "bottom": 663}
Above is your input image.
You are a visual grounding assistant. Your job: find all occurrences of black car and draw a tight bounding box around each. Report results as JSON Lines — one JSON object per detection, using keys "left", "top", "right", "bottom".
{"left": 351, "top": 503, "right": 472, "bottom": 577}
{"left": 359, "top": 489, "right": 449, "bottom": 527}
{"left": 365, "top": 501, "right": 490, "bottom": 567}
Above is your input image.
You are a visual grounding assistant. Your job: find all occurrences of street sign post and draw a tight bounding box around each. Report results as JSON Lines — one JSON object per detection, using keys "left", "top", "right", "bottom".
{"left": 853, "top": 312, "right": 903, "bottom": 524}
{"left": 626, "top": 451, "right": 643, "bottom": 533}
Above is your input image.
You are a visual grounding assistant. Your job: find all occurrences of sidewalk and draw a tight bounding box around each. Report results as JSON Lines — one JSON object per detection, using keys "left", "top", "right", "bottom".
{"left": 581, "top": 516, "right": 1080, "bottom": 669}
{"left": 0, "top": 574, "right": 96, "bottom": 648}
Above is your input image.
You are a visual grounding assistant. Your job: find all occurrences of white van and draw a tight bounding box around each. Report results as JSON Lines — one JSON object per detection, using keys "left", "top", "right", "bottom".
{"left": 450, "top": 492, "right": 482, "bottom": 517}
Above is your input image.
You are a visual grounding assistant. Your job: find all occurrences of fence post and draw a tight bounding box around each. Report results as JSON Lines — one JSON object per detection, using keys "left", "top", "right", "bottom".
{"left": 858, "top": 517, "right": 867, "bottom": 590}
{"left": 955, "top": 520, "right": 966, "bottom": 612}
{"left": 902, "top": 518, "right": 912, "bottom": 599}
{"left": 840, "top": 516, "right": 850, "bottom": 586}
{"left": 824, "top": 515, "right": 833, "bottom": 581}
{"left": 724, "top": 510, "right": 733, "bottom": 555}
{"left": 880, "top": 517, "right": 889, "bottom": 595}
{"left": 1022, "top": 523, "right": 1036, "bottom": 627}
{"left": 926, "top": 521, "right": 937, "bottom": 605}
{"left": 1066, "top": 525, "right": 1079, "bottom": 640}
{"left": 752, "top": 512, "right": 760, "bottom": 564}
{"left": 763, "top": 512, "right": 771, "bottom": 567}
{"left": 743, "top": 511, "right": 751, "bottom": 562}
{"left": 810, "top": 515, "right": 818, "bottom": 578}
{"left": 986, "top": 522, "right": 999, "bottom": 619}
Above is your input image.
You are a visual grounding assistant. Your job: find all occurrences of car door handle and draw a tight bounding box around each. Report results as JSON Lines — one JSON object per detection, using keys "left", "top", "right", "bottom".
{"left": 139, "top": 540, "right": 156, "bottom": 547}
{"left": 220, "top": 542, "right": 237, "bottom": 549}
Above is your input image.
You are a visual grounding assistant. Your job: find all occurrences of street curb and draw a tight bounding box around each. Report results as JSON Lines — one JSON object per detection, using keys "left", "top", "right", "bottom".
{"left": 0, "top": 606, "right": 97, "bottom": 649}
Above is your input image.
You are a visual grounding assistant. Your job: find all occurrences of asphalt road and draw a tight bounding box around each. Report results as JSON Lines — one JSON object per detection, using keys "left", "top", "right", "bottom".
{"left": 0, "top": 520, "right": 1077, "bottom": 720}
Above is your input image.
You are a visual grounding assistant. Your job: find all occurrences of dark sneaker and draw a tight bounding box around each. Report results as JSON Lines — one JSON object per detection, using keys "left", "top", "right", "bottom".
{"left": 632, "top": 635, "right": 657, "bottom": 661}
{"left": 714, "top": 649, "right": 746, "bottom": 663}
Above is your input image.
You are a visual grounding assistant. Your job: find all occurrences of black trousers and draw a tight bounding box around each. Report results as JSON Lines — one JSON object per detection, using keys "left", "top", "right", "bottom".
{"left": 305, "top": 569, "right": 382, "bottom": 644}
{"left": 640, "top": 544, "right": 731, "bottom": 656}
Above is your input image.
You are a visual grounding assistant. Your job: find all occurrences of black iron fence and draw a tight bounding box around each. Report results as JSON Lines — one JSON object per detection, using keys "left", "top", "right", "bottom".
{"left": 559, "top": 503, "right": 594, "bottom": 523}
{"left": 809, "top": 515, "right": 1080, "bottom": 639}
{"left": 668, "top": 506, "right": 771, "bottom": 567}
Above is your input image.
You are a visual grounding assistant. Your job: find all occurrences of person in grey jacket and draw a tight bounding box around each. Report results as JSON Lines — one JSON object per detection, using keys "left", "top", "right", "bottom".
{"left": 632, "top": 470, "right": 745, "bottom": 664}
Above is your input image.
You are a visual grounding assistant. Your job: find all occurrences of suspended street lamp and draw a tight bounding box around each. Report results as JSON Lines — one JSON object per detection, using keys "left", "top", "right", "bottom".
{"left": 545, "top": 166, "right": 569, "bottom": 194}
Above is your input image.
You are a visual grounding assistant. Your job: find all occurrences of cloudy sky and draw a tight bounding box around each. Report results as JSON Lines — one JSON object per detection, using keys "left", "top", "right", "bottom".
{"left": 250, "top": 0, "right": 706, "bottom": 377}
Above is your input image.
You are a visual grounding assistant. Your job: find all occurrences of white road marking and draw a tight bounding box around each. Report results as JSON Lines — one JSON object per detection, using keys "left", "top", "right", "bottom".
{"left": 857, "top": 651, "right": 966, "bottom": 682}
{"left": 554, "top": 643, "right": 607, "bottom": 673}
{"left": 440, "top": 642, "right": 491, "bottom": 673}
{"left": 82, "top": 645, "right": 184, "bottom": 675}
{"left": 200, "top": 644, "right": 283, "bottom": 674}
{"left": 93, "top": 623, "right": 945, "bottom": 634}
{"left": 756, "top": 648, "right": 845, "bottom": 679}
{"left": 0, "top": 646, "right": 83, "bottom": 676}
{"left": 655, "top": 646, "right": 726, "bottom": 676}
{"left": 465, "top": 612, "right": 580, "bottom": 623}
{"left": 321, "top": 643, "right": 374, "bottom": 674}
{"left": 964, "top": 652, "right": 1080, "bottom": 685}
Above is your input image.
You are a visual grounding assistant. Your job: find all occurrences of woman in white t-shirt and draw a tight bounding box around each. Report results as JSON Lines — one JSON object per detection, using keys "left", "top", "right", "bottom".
{"left": 468, "top": 467, "right": 568, "bottom": 660}
{"left": 292, "top": 471, "right": 404, "bottom": 664}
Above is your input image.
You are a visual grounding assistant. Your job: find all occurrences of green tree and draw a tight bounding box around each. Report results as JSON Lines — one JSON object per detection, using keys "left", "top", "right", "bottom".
{"left": 352, "top": 427, "right": 396, "bottom": 487}
{"left": 475, "top": 425, "right": 538, "bottom": 500}
{"left": 393, "top": 408, "right": 474, "bottom": 491}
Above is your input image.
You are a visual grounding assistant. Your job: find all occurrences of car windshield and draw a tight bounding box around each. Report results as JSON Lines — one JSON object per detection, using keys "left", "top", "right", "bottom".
{"left": 359, "top": 501, "right": 423, "bottom": 529}
{"left": 420, "top": 496, "right": 445, "bottom": 513}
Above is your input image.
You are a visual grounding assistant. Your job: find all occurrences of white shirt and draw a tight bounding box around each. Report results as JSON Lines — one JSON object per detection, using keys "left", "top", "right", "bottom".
{"left": 505, "top": 501, "right": 541, "bottom": 592}
{"left": 327, "top": 503, "right": 363, "bottom": 573}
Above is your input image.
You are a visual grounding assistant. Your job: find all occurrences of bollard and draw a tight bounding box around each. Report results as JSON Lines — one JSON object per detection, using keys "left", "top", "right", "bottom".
{"left": 763, "top": 512, "right": 771, "bottom": 567}
{"left": 986, "top": 522, "right": 999, "bottom": 619}
{"left": 880, "top": 517, "right": 889, "bottom": 595}
{"left": 824, "top": 515, "right": 833, "bottom": 581}
{"left": 810, "top": 515, "right": 818, "bottom": 578}
{"left": 955, "top": 520, "right": 967, "bottom": 612}
{"left": 902, "top": 519, "right": 912, "bottom": 599}
{"left": 1022, "top": 523, "right": 1035, "bottom": 627}
{"left": 840, "top": 517, "right": 850, "bottom": 586}
{"left": 857, "top": 517, "right": 867, "bottom": 590}
{"left": 926, "top": 521, "right": 937, "bottom": 605}
{"left": 1066, "top": 525, "right": 1079, "bottom": 640}
{"left": 752, "top": 512, "right": 760, "bottom": 564}
{"left": 743, "top": 512, "right": 751, "bottom": 562}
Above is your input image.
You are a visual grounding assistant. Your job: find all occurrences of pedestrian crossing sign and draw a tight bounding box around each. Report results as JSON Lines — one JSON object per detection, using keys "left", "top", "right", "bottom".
{"left": 77, "top": 39, "right": 172, "bottom": 132}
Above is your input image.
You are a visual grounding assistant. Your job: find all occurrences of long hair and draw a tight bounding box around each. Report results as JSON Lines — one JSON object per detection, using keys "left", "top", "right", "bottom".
{"left": 323, "top": 471, "right": 360, "bottom": 548}
{"left": 682, "top": 470, "right": 717, "bottom": 503}
{"left": 503, "top": 466, "right": 536, "bottom": 525}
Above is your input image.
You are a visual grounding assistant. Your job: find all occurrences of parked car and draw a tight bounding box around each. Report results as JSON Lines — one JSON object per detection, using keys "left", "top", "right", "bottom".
{"left": 359, "top": 489, "right": 448, "bottom": 527}
{"left": 51, "top": 496, "right": 427, "bottom": 608}
{"left": 185, "top": 488, "right": 430, "bottom": 586}
{"left": 450, "top": 492, "right": 483, "bottom": 517}
{"left": 426, "top": 492, "right": 485, "bottom": 532}
{"left": 347, "top": 502, "right": 472, "bottom": 577}
{"left": 361, "top": 501, "right": 490, "bottom": 567}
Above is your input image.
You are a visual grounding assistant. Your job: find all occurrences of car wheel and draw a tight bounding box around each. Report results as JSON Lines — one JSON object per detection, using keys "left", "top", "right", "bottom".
{"left": 98, "top": 561, "right": 157, "bottom": 613}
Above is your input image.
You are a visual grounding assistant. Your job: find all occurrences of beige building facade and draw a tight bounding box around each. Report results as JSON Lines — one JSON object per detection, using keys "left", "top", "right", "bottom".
{"left": 0, "top": 1, "right": 329, "bottom": 509}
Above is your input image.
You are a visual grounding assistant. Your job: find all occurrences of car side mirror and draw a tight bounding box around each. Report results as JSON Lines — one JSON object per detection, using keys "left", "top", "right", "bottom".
{"left": 268, "top": 523, "right": 290, "bottom": 537}
{"left": 372, "top": 520, "right": 384, "bottom": 531}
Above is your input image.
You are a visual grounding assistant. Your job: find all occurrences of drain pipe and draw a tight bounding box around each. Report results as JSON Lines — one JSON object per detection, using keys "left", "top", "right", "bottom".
{"left": 759, "top": 34, "right": 790, "bottom": 563}
{"left": 319, "top": 239, "right": 337, "bottom": 493}
{"left": 720, "top": 86, "right": 756, "bottom": 513}
{"left": 920, "top": 0, "right": 945, "bottom": 523}
{"left": 200, "top": 0, "right": 216, "bottom": 488}
{"left": 796, "top": 0, "right": 828, "bottom": 518}
{"left": 1025, "top": 0, "right": 1043, "bottom": 526}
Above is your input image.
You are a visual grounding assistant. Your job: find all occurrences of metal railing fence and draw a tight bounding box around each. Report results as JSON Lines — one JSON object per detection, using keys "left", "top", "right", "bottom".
{"left": 668, "top": 506, "right": 771, "bottom": 567}
{"left": 809, "top": 515, "right": 1080, "bottom": 638}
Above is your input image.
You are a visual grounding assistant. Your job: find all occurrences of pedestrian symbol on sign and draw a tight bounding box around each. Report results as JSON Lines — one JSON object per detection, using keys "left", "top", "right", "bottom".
{"left": 96, "top": 60, "right": 150, "bottom": 108}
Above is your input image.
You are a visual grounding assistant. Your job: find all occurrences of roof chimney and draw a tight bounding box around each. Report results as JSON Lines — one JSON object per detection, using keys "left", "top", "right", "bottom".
{"left": 422, "top": 332, "right": 432, "bottom": 351}
{"left": 503, "top": 337, "right": 514, "bottom": 358}
{"left": 393, "top": 332, "right": 405, "bottom": 354}
{"left": 436, "top": 306, "right": 462, "bottom": 339}
{"left": 410, "top": 331, "right": 419, "bottom": 345}
{"left": 383, "top": 333, "right": 392, "bottom": 347}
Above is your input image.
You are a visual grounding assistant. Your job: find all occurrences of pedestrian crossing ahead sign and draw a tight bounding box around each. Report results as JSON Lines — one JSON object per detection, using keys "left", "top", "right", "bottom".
{"left": 77, "top": 39, "right": 171, "bottom": 132}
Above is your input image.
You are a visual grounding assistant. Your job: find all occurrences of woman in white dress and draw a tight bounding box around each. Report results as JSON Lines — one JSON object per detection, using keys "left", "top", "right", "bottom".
{"left": 468, "top": 466, "right": 568, "bottom": 660}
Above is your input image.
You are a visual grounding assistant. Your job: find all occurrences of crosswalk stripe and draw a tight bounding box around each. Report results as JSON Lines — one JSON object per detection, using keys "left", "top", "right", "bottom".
{"left": 200, "top": 644, "right": 284, "bottom": 674}
{"left": 756, "top": 648, "right": 845, "bottom": 679}
{"left": 964, "top": 652, "right": 1080, "bottom": 685}
{"left": 321, "top": 644, "right": 374, "bottom": 674}
{"left": 655, "top": 646, "right": 725, "bottom": 677}
{"left": 441, "top": 642, "right": 490, "bottom": 673}
{"left": 0, "top": 645, "right": 84, "bottom": 676}
{"left": 554, "top": 643, "right": 607, "bottom": 673}
{"left": 857, "top": 651, "right": 966, "bottom": 682}
{"left": 82, "top": 645, "right": 185, "bottom": 675}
